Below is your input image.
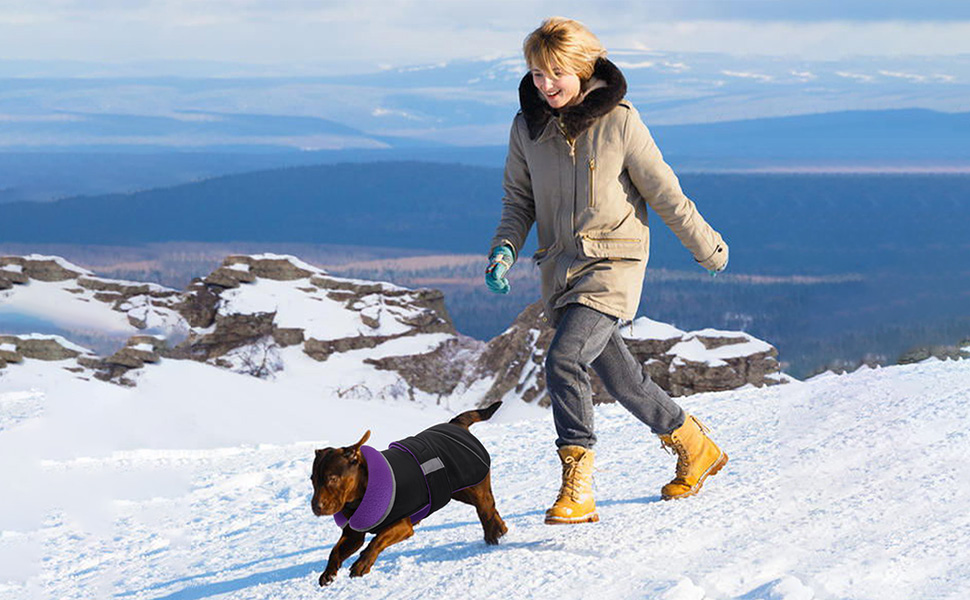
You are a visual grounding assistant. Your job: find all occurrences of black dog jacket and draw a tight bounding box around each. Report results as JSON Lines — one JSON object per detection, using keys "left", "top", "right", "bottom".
{"left": 334, "top": 423, "right": 491, "bottom": 533}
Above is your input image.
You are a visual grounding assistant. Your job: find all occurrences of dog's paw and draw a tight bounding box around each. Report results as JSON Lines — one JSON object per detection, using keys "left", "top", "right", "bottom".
{"left": 484, "top": 518, "right": 509, "bottom": 545}
{"left": 349, "top": 559, "right": 372, "bottom": 578}
{"left": 319, "top": 569, "right": 338, "bottom": 586}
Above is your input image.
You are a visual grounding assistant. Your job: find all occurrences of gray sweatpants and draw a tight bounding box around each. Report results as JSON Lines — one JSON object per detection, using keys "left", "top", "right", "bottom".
{"left": 546, "top": 303, "right": 686, "bottom": 448}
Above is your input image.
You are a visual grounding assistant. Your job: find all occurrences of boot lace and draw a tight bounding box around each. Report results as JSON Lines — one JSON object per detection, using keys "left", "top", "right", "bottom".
{"left": 559, "top": 456, "right": 592, "bottom": 501}
{"left": 660, "top": 437, "right": 690, "bottom": 479}
{"left": 560, "top": 456, "right": 581, "bottom": 500}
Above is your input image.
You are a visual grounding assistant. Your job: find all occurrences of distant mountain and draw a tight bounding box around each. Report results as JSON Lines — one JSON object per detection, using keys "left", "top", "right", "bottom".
{"left": 1, "top": 50, "right": 968, "bottom": 151}
{"left": 3, "top": 108, "right": 969, "bottom": 205}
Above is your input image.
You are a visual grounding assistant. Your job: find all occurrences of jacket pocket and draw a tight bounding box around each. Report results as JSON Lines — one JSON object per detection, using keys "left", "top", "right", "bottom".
{"left": 588, "top": 157, "right": 596, "bottom": 209}
{"left": 579, "top": 232, "right": 644, "bottom": 260}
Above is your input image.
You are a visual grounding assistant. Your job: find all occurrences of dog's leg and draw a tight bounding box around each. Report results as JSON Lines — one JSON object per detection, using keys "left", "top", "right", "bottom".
{"left": 349, "top": 517, "right": 414, "bottom": 578}
{"left": 319, "top": 527, "right": 366, "bottom": 586}
{"left": 452, "top": 472, "right": 508, "bottom": 545}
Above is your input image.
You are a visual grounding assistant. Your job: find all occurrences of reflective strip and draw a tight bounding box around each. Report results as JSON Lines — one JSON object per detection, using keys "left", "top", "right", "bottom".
{"left": 420, "top": 457, "right": 445, "bottom": 475}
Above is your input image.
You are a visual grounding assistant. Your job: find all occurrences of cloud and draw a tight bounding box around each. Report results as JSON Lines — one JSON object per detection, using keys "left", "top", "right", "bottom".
{"left": 1, "top": 2, "right": 970, "bottom": 67}
{"left": 879, "top": 70, "right": 928, "bottom": 83}
{"left": 721, "top": 70, "right": 774, "bottom": 83}
{"left": 836, "top": 71, "right": 876, "bottom": 83}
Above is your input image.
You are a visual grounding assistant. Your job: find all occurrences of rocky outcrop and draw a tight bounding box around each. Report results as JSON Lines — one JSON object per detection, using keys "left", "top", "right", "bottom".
{"left": 898, "top": 338, "right": 970, "bottom": 365}
{"left": 81, "top": 336, "right": 168, "bottom": 386}
{"left": 460, "top": 302, "right": 787, "bottom": 407}
{"left": 0, "top": 335, "right": 99, "bottom": 379}
{"left": 471, "top": 302, "right": 553, "bottom": 406}
{"left": 0, "top": 255, "right": 88, "bottom": 282}
{"left": 1, "top": 254, "right": 789, "bottom": 401}
{"left": 0, "top": 334, "right": 93, "bottom": 361}
{"left": 1, "top": 255, "right": 186, "bottom": 334}
{"left": 168, "top": 255, "right": 457, "bottom": 381}
{"left": 364, "top": 335, "right": 487, "bottom": 400}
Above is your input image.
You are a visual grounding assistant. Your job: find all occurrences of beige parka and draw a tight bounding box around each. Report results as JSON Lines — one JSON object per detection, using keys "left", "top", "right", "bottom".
{"left": 490, "top": 58, "right": 728, "bottom": 327}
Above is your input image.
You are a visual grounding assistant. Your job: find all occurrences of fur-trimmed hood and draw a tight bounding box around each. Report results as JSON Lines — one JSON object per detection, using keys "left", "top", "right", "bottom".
{"left": 518, "top": 57, "right": 628, "bottom": 141}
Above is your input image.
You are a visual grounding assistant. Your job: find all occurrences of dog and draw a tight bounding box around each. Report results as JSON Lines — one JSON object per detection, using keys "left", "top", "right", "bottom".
{"left": 310, "top": 401, "right": 507, "bottom": 585}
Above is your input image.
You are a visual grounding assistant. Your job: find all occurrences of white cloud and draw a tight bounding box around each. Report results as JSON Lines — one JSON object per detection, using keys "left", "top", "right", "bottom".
{"left": 791, "top": 70, "right": 817, "bottom": 80}
{"left": 721, "top": 70, "right": 773, "bottom": 83}
{"left": 1, "top": 3, "right": 970, "bottom": 67}
{"left": 878, "top": 70, "right": 926, "bottom": 82}
{"left": 835, "top": 71, "right": 875, "bottom": 82}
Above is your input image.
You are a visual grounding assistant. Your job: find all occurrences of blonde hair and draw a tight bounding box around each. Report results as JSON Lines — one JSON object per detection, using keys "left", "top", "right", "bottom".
{"left": 523, "top": 17, "right": 607, "bottom": 81}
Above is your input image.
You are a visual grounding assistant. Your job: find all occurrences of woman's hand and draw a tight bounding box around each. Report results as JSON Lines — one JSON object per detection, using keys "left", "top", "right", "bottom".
{"left": 485, "top": 245, "right": 515, "bottom": 294}
{"left": 706, "top": 244, "right": 729, "bottom": 277}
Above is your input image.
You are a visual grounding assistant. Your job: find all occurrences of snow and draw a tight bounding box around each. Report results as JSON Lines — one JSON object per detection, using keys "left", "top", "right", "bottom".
{"left": 623, "top": 316, "right": 685, "bottom": 341}
{"left": 0, "top": 280, "right": 135, "bottom": 333}
{"left": 226, "top": 263, "right": 251, "bottom": 272}
{"left": 128, "top": 343, "right": 156, "bottom": 353}
{"left": 0, "top": 343, "right": 16, "bottom": 353}
{"left": 0, "top": 280, "right": 185, "bottom": 337}
{"left": 0, "top": 265, "right": 23, "bottom": 274}
{"left": 217, "top": 278, "right": 424, "bottom": 341}
{"left": 2, "top": 351, "right": 969, "bottom": 599}
{"left": 667, "top": 331, "right": 774, "bottom": 367}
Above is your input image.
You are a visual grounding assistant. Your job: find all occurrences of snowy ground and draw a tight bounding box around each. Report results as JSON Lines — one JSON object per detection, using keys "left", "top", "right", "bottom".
{"left": 1, "top": 356, "right": 968, "bottom": 600}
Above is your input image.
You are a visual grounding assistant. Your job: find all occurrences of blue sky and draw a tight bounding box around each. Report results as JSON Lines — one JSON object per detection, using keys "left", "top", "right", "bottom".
{"left": 1, "top": 1, "right": 969, "bottom": 74}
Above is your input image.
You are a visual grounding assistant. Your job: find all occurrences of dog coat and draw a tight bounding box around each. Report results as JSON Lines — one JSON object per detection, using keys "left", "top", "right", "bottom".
{"left": 333, "top": 423, "right": 491, "bottom": 533}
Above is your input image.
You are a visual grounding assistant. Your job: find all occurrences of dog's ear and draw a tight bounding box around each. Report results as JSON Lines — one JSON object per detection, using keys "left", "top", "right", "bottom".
{"left": 351, "top": 430, "right": 371, "bottom": 452}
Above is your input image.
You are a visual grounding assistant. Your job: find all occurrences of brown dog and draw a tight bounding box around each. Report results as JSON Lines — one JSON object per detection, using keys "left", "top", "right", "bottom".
{"left": 310, "top": 401, "right": 507, "bottom": 585}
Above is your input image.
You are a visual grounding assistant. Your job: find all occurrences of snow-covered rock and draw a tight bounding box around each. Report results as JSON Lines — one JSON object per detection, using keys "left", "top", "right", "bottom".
{"left": 0, "top": 255, "right": 186, "bottom": 339}
{"left": 2, "top": 254, "right": 789, "bottom": 404}
{"left": 464, "top": 305, "right": 788, "bottom": 408}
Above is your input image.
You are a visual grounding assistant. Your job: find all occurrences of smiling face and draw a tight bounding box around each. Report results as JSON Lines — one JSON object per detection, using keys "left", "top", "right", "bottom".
{"left": 531, "top": 67, "right": 582, "bottom": 110}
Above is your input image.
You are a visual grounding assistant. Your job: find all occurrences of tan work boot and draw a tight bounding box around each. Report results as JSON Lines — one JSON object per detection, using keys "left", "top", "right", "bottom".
{"left": 544, "top": 445, "right": 599, "bottom": 524}
{"left": 658, "top": 414, "right": 728, "bottom": 500}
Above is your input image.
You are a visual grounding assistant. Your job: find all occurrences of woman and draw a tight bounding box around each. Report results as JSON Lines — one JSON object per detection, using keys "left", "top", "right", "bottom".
{"left": 485, "top": 17, "right": 729, "bottom": 525}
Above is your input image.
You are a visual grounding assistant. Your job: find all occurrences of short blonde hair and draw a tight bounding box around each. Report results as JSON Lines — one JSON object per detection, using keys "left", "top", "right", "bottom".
{"left": 523, "top": 17, "right": 606, "bottom": 81}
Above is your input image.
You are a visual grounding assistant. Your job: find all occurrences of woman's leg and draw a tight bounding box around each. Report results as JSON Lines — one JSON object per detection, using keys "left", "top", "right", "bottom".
{"left": 544, "top": 303, "right": 618, "bottom": 449}
{"left": 590, "top": 328, "right": 686, "bottom": 435}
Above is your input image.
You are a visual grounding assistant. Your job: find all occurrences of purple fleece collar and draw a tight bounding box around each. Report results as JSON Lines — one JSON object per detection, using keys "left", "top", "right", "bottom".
{"left": 333, "top": 445, "right": 396, "bottom": 532}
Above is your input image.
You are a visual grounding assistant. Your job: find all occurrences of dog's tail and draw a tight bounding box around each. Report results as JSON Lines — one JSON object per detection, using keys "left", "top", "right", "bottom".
{"left": 449, "top": 401, "right": 503, "bottom": 429}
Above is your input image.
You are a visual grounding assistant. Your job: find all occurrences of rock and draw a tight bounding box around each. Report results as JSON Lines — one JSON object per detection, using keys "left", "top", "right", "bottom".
{"left": 1, "top": 256, "right": 86, "bottom": 282}
{"left": 0, "top": 341, "right": 24, "bottom": 364}
{"left": 273, "top": 328, "right": 305, "bottom": 348}
{"left": 899, "top": 343, "right": 968, "bottom": 365}
{"left": 304, "top": 335, "right": 385, "bottom": 362}
{"left": 174, "top": 312, "right": 277, "bottom": 361}
{"left": 0, "top": 263, "right": 29, "bottom": 285}
{"left": 175, "top": 280, "right": 221, "bottom": 328}
{"left": 77, "top": 356, "right": 106, "bottom": 370}
{"left": 0, "top": 277, "right": 10, "bottom": 290}
{"left": 0, "top": 335, "right": 87, "bottom": 361}
{"left": 661, "top": 331, "right": 782, "bottom": 396}
{"left": 365, "top": 336, "right": 486, "bottom": 399}
{"left": 77, "top": 277, "right": 152, "bottom": 295}
{"left": 468, "top": 301, "right": 785, "bottom": 405}
{"left": 203, "top": 268, "right": 242, "bottom": 289}
{"left": 249, "top": 256, "right": 313, "bottom": 281}
{"left": 475, "top": 301, "right": 554, "bottom": 406}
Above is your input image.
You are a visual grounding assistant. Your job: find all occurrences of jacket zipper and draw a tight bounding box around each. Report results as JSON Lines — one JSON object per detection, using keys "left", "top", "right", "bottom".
{"left": 588, "top": 157, "right": 596, "bottom": 208}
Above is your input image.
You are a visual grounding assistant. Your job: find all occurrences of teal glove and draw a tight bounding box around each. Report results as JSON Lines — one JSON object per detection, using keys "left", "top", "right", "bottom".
{"left": 485, "top": 245, "right": 515, "bottom": 294}
{"left": 709, "top": 253, "right": 729, "bottom": 277}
